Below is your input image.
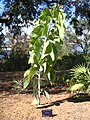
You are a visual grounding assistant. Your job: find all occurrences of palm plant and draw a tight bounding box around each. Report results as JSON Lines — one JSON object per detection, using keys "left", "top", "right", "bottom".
{"left": 70, "top": 63, "right": 90, "bottom": 94}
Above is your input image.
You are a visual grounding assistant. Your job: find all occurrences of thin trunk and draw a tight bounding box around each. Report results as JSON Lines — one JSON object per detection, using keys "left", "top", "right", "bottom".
{"left": 83, "top": 38, "right": 88, "bottom": 56}
{"left": 38, "top": 72, "right": 40, "bottom": 105}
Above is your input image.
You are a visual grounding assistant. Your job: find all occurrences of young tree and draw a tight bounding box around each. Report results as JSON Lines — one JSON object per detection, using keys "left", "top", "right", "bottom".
{"left": 23, "top": 6, "right": 66, "bottom": 106}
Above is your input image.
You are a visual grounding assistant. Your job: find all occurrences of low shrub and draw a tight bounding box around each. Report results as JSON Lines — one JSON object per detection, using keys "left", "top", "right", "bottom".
{"left": 54, "top": 54, "right": 86, "bottom": 70}
{"left": 0, "top": 53, "right": 30, "bottom": 72}
{"left": 69, "top": 63, "right": 90, "bottom": 94}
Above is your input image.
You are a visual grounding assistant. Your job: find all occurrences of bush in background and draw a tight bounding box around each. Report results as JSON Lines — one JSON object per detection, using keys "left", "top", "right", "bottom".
{"left": 0, "top": 53, "right": 30, "bottom": 72}
{"left": 54, "top": 54, "right": 86, "bottom": 70}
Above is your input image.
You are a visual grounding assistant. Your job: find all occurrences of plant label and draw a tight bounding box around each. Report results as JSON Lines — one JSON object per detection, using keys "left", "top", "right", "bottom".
{"left": 42, "top": 109, "right": 52, "bottom": 117}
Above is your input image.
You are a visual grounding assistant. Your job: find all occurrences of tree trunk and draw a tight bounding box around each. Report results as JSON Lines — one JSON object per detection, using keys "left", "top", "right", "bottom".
{"left": 38, "top": 72, "right": 41, "bottom": 105}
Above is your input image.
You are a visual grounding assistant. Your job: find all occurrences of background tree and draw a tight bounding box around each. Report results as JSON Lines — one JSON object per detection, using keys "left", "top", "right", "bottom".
{"left": 0, "top": 0, "right": 90, "bottom": 40}
{"left": 0, "top": 0, "right": 90, "bottom": 71}
{"left": 6, "top": 32, "right": 30, "bottom": 55}
{"left": 0, "top": 0, "right": 43, "bottom": 35}
{"left": 65, "top": 20, "right": 90, "bottom": 56}
{"left": 0, "top": 26, "right": 4, "bottom": 51}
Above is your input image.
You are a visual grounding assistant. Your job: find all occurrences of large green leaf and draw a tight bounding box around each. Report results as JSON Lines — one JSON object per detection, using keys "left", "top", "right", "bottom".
{"left": 58, "top": 10, "right": 66, "bottom": 25}
{"left": 42, "top": 41, "right": 49, "bottom": 56}
{"left": 39, "top": 8, "right": 51, "bottom": 20}
{"left": 50, "top": 68, "right": 55, "bottom": 83}
{"left": 47, "top": 68, "right": 55, "bottom": 84}
{"left": 50, "top": 44, "right": 58, "bottom": 61}
{"left": 53, "top": 44, "right": 58, "bottom": 61}
{"left": 42, "top": 24, "right": 48, "bottom": 36}
{"left": 70, "top": 83, "right": 84, "bottom": 92}
{"left": 24, "top": 69, "right": 30, "bottom": 78}
{"left": 28, "top": 51, "right": 35, "bottom": 64}
{"left": 55, "top": 23, "right": 65, "bottom": 40}
{"left": 30, "top": 35, "right": 37, "bottom": 45}
{"left": 33, "top": 25, "right": 42, "bottom": 36}
{"left": 50, "top": 48, "right": 55, "bottom": 61}
{"left": 45, "top": 42, "right": 52, "bottom": 54}
{"left": 43, "top": 90, "right": 49, "bottom": 98}
{"left": 23, "top": 78, "right": 30, "bottom": 90}
{"left": 34, "top": 39, "right": 41, "bottom": 60}
{"left": 43, "top": 62, "right": 51, "bottom": 74}
{"left": 33, "top": 79, "right": 38, "bottom": 98}
{"left": 44, "top": 55, "right": 52, "bottom": 65}
{"left": 51, "top": 6, "right": 59, "bottom": 19}
{"left": 23, "top": 67, "right": 37, "bottom": 89}
{"left": 43, "top": 62, "right": 47, "bottom": 73}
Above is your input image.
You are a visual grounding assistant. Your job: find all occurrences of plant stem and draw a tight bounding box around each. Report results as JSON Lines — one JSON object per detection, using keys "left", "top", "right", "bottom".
{"left": 38, "top": 72, "right": 40, "bottom": 105}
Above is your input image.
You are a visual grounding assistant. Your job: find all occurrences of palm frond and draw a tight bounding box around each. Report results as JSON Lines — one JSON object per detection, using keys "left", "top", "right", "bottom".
{"left": 71, "top": 64, "right": 86, "bottom": 78}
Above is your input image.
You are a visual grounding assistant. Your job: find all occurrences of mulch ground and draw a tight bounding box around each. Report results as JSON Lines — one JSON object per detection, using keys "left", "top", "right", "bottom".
{"left": 0, "top": 72, "right": 90, "bottom": 120}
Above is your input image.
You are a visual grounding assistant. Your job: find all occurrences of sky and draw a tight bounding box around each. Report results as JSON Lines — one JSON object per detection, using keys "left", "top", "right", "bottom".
{"left": 0, "top": 0, "right": 4, "bottom": 15}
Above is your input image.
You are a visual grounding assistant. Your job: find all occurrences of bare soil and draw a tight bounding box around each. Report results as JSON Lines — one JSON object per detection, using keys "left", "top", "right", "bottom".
{"left": 0, "top": 72, "right": 90, "bottom": 120}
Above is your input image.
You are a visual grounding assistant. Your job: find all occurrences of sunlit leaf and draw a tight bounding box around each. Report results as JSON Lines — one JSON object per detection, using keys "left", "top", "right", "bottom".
{"left": 43, "top": 90, "right": 49, "bottom": 98}
{"left": 47, "top": 72, "right": 50, "bottom": 81}
{"left": 39, "top": 8, "right": 51, "bottom": 20}
{"left": 86, "top": 84, "right": 90, "bottom": 93}
{"left": 43, "top": 62, "right": 47, "bottom": 73}
{"left": 23, "top": 78, "right": 30, "bottom": 89}
{"left": 51, "top": 6, "right": 59, "bottom": 19}
{"left": 39, "top": 65, "right": 43, "bottom": 72}
{"left": 55, "top": 23, "right": 65, "bottom": 40}
{"left": 28, "top": 51, "right": 35, "bottom": 64}
{"left": 33, "top": 25, "right": 42, "bottom": 36}
{"left": 34, "top": 40, "right": 41, "bottom": 60}
{"left": 50, "top": 48, "right": 55, "bottom": 61}
{"left": 33, "top": 79, "right": 38, "bottom": 98}
{"left": 23, "top": 67, "right": 37, "bottom": 89}
{"left": 70, "top": 83, "right": 84, "bottom": 92}
{"left": 42, "top": 41, "right": 49, "bottom": 54}
{"left": 45, "top": 42, "right": 52, "bottom": 54}
{"left": 30, "top": 34, "right": 38, "bottom": 44}
{"left": 42, "top": 24, "right": 48, "bottom": 36}
{"left": 24, "top": 69, "right": 30, "bottom": 78}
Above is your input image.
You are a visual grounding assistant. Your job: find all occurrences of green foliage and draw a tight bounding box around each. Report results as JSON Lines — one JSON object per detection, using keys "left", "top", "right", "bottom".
{"left": 14, "top": 80, "right": 23, "bottom": 93}
{"left": 0, "top": 53, "right": 30, "bottom": 72}
{"left": 70, "top": 83, "right": 84, "bottom": 93}
{"left": 55, "top": 54, "right": 86, "bottom": 70}
{"left": 24, "top": 6, "right": 66, "bottom": 98}
{"left": 71, "top": 64, "right": 86, "bottom": 78}
{"left": 69, "top": 19, "right": 90, "bottom": 55}
{"left": 55, "top": 72, "right": 71, "bottom": 86}
{"left": 1, "top": 0, "right": 43, "bottom": 36}
{"left": 70, "top": 63, "right": 90, "bottom": 94}
{"left": 24, "top": 67, "right": 38, "bottom": 89}
{"left": 42, "top": 89, "right": 49, "bottom": 98}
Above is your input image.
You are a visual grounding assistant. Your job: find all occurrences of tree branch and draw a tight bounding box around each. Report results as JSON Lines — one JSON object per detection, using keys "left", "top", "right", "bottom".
{"left": 43, "top": 0, "right": 67, "bottom": 5}
{"left": 0, "top": 15, "right": 10, "bottom": 23}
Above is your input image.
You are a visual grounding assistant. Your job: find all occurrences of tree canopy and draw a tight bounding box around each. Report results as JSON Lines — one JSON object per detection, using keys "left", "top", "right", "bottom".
{"left": 0, "top": 0, "right": 90, "bottom": 26}
{"left": 0, "top": 0, "right": 90, "bottom": 55}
